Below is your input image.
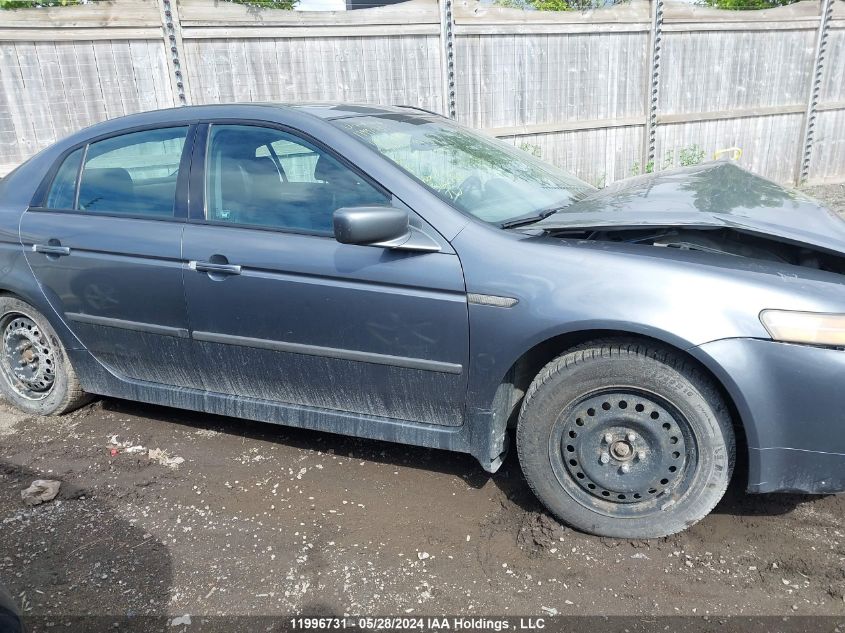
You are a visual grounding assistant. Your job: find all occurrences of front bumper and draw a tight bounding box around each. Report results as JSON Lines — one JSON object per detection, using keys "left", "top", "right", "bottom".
{"left": 695, "top": 337, "right": 845, "bottom": 494}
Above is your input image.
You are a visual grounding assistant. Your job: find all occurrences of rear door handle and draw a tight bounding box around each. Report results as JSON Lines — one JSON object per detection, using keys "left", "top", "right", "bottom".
{"left": 189, "top": 260, "right": 242, "bottom": 275}
{"left": 32, "top": 244, "right": 71, "bottom": 256}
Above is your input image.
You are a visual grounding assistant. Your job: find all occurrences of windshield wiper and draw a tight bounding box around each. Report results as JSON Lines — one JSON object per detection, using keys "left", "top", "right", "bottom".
{"left": 500, "top": 207, "right": 565, "bottom": 229}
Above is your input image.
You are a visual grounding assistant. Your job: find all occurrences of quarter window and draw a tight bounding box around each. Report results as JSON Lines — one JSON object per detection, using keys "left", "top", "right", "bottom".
{"left": 46, "top": 147, "right": 83, "bottom": 209}
{"left": 77, "top": 127, "right": 188, "bottom": 216}
{"left": 206, "top": 124, "right": 389, "bottom": 234}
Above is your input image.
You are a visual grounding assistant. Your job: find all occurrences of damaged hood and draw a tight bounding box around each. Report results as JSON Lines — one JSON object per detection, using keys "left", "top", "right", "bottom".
{"left": 535, "top": 162, "right": 845, "bottom": 255}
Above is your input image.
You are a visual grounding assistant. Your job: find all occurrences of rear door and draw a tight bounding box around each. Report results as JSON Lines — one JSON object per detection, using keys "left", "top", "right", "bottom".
{"left": 182, "top": 122, "right": 469, "bottom": 426}
{"left": 20, "top": 126, "right": 200, "bottom": 388}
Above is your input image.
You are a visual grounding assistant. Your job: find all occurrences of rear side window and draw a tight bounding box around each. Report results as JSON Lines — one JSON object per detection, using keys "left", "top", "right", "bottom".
{"left": 46, "top": 148, "right": 83, "bottom": 209}
{"left": 77, "top": 127, "right": 188, "bottom": 217}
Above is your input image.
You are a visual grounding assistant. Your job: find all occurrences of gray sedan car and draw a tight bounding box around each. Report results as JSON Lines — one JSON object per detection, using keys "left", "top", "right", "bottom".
{"left": 1, "top": 103, "right": 844, "bottom": 538}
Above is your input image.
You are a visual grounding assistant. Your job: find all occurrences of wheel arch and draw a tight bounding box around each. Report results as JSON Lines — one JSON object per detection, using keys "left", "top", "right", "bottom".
{"left": 483, "top": 327, "right": 749, "bottom": 483}
{"left": 0, "top": 285, "right": 48, "bottom": 309}
{"left": 0, "top": 283, "right": 83, "bottom": 352}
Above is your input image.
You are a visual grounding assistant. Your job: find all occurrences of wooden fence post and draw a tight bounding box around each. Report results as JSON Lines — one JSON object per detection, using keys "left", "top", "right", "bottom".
{"left": 439, "top": 0, "right": 457, "bottom": 118}
{"left": 156, "top": 0, "right": 191, "bottom": 106}
{"left": 797, "top": 0, "right": 833, "bottom": 185}
{"left": 642, "top": 0, "right": 664, "bottom": 171}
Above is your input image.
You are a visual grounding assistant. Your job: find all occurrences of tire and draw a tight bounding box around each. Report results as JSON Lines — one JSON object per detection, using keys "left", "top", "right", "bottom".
{"left": 0, "top": 295, "right": 90, "bottom": 415}
{"left": 517, "top": 339, "right": 735, "bottom": 539}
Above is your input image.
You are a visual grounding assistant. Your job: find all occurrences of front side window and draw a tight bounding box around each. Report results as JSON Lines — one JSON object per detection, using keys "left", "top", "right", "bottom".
{"left": 46, "top": 147, "right": 83, "bottom": 209}
{"left": 77, "top": 127, "right": 188, "bottom": 216}
{"left": 205, "top": 124, "right": 390, "bottom": 234}
{"left": 333, "top": 115, "right": 595, "bottom": 225}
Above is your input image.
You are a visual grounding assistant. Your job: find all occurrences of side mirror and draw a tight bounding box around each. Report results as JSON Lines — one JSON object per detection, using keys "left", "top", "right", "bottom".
{"left": 333, "top": 206, "right": 411, "bottom": 247}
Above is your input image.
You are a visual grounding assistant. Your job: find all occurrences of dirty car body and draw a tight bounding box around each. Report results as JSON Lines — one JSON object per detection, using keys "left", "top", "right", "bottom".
{"left": 1, "top": 104, "right": 845, "bottom": 537}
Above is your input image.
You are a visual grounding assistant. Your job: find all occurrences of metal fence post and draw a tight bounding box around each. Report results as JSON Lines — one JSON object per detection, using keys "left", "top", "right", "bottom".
{"left": 439, "top": 0, "right": 457, "bottom": 118}
{"left": 642, "top": 0, "right": 664, "bottom": 171}
{"left": 797, "top": 0, "right": 833, "bottom": 185}
{"left": 156, "top": 0, "right": 191, "bottom": 106}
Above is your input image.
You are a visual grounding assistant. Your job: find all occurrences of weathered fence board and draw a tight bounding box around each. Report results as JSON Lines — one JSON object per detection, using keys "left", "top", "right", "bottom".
{"left": 808, "top": 108, "right": 845, "bottom": 183}
{"left": 0, "top": 0, "right": 161, "bottom": 41}
{"left": 658, "top": 30, "right": 817, "bottom": 115}
{"left": 0, "top": 38, "right": 175, "bottom": 174}
{"left": 454, "top": 31, "right": 648, "bottom": 128}
{"left": 177, "top": 0, "right": 444, "bottom": 111}
{"left": 809, "top": 3, "right": 845, "bottom": 185}
{"left": 183, "top": 35, "right": 444, "bottom": 110}
{"left": 0, "top": 0, "right": 843, "bottom": 189}
{"left": 820, "top": 27, "right": 845, "bottom": 103}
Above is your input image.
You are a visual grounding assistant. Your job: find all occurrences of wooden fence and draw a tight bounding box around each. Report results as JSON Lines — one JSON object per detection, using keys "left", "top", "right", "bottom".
{"left": 1, "top": 0, "right": 843, "bottom": 187}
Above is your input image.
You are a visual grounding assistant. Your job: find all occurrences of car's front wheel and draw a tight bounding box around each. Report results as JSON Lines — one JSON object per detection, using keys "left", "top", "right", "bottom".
{"left": 517, "top": 339, "right": 735, "bottom": 538}
{"left": 0, "top": 295, "right": 90, "bottom": 416}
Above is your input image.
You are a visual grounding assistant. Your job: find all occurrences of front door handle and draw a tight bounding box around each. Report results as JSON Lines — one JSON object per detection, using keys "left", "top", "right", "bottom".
{"left": 32, "top": 243, "right": 71, "bottom": 256}
{"left": 189, "top": 260, "right": 242, "bottom": 276}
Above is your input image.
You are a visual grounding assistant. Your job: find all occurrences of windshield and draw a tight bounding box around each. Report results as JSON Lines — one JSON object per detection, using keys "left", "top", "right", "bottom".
{"left": 333, "top": 114, "right": 595, "bottom": 225}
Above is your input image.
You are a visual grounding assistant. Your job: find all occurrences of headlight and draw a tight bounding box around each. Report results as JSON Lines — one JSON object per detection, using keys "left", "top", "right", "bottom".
{"left": 760, "top": 309, "right": 845, "bottom": 346}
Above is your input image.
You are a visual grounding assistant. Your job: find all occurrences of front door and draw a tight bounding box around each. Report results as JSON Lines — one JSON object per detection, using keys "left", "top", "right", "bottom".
{"left": 20, "top": 126, "right": 199, "bottom": 388}
{"left": 182, "top": 123, "right": 468, "bottom": 426}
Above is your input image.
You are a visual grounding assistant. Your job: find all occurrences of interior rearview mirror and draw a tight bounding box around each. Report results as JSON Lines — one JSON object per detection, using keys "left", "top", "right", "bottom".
{"left": 333, "top": 206, "right": 411, "bottom": 247}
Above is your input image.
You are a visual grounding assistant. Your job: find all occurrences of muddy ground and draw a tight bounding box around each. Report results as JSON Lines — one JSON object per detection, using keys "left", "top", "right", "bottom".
{"left": 2, "top": 184, "right": 845, "bottom": 625}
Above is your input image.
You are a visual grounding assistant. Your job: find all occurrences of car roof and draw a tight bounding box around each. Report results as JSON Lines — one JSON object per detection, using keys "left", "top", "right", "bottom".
{"left": 284, "top": 103, "right": 440, "bottom": 119}
{"left": 52, "top": 102, "right": 440, "bottom": 150}
{"left": 91, "top": 102, "right": 436, "bottom": 128}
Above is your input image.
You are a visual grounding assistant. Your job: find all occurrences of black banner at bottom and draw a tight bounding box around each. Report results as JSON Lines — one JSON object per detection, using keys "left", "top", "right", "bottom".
{"left": 9, "top": 616, "right": 845, "bottom": 633}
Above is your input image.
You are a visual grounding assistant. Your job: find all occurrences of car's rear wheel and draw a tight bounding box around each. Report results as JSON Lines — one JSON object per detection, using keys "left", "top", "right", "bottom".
{"left": 0, "top": 296, "right": 89, "bottom": 415}
{"left": 517, "top": 339, "right": 734, "bottom": 538}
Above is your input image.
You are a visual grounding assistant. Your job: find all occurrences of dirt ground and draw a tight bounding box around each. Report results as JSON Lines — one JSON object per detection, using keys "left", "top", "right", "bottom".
{"left": 2, "top": 184, "right": 845, "bottom": 625}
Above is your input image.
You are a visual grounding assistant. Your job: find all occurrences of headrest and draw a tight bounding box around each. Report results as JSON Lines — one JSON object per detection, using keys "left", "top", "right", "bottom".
{"left": 241, "top": 156, "right": 283, "bottom": 206}
{"left": 314, "top": 154, "right": 355, "bottom": 185}
{"left": 78, "top": 168, "right": 134, "bottom": 211}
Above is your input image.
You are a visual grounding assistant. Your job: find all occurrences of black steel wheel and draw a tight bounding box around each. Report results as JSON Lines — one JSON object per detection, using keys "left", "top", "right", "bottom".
{"left": 0, "top": 296, "right": 90, "bottom": 415}
{"left": 1, "top": 313, "right": 56, "bottom": 401}
{"left": 551, "top": 390, "right": 696, "bottom": 518}
{"left": 518, "top": 339, "right": 734, "bottom": 538}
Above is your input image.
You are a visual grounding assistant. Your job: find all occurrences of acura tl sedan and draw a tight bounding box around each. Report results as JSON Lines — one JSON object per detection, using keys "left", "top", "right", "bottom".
{"left": 1, "top": 104, "right": 844, "bottom": 538}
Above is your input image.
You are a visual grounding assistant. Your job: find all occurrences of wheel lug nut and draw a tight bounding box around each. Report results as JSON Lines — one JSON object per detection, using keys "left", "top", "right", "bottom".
{"left": 603, "top": 433, "right": 613, "bottom": 443}
{"left": 636, "top": 451, "right": 646, "bottom": 460}
{"left": 600, "top": 453, "right": 610, "bottom": 464}
{"left": 620, "top": 463, "right": 630, "bottom": 474}
{"left": 627, "top": 432, "right": 637, "bottom": 442}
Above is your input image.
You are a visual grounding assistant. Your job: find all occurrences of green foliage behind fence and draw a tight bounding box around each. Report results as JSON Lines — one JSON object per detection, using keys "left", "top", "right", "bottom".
{"left": 0, "top": 0, "right": 96, "bottom": 8}
{"left": 226, "top": 0, "right": 297, "bottom": 8}
{"left": 0, "top": 0, "right": 296, "bottom": 9}
{"left": 700, "top": 0, "right": 797, "bottom": 9}
{"left": 0, "top": 0, "right": 804, "bottom": 10}
{"left": 495, "top": 0, "right": 801, "bottom": 10}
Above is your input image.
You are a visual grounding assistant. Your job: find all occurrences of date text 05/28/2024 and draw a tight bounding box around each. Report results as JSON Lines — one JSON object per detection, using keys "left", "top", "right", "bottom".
{"left": 290, "top": 617, "right": 549, "bottom": 631}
